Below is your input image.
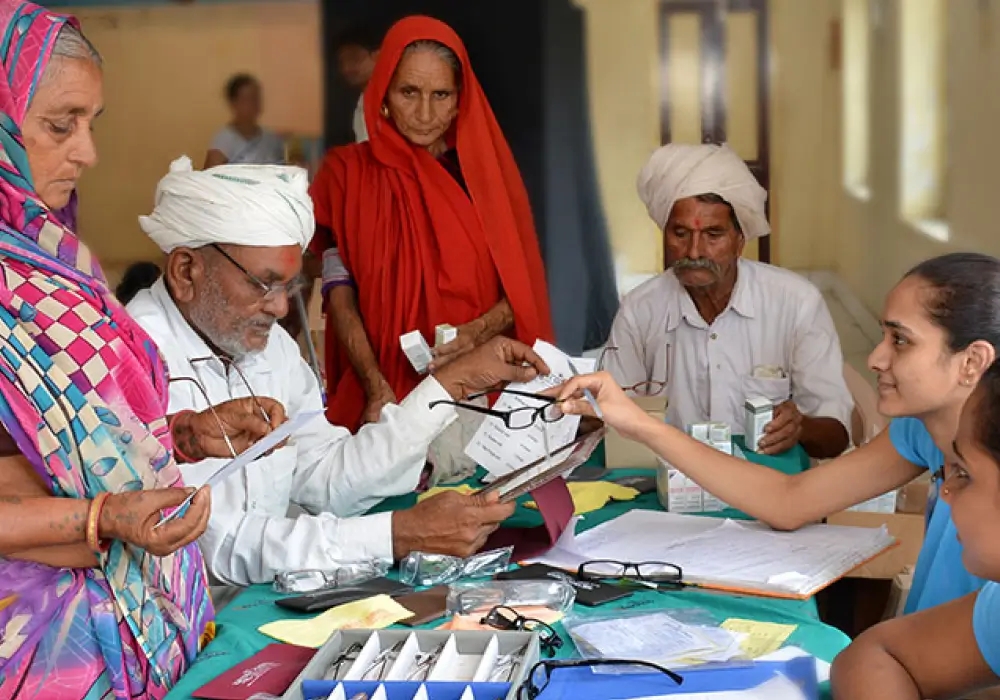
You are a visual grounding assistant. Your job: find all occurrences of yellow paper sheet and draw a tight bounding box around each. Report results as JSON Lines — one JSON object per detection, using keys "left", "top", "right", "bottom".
{"left": 417, "top": 484, "right": 475, "bottom": 503}
{"left": 259, "top": 595, "right": 413, "bottom": 648}
{"left": 721, "top": 618, "right": 797, "bottom": 658}
{"left": 525, "top": 481, "right": 640, "bottom": 515}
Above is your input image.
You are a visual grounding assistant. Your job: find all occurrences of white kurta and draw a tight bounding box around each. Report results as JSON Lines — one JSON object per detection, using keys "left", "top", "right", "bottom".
{"left": 128, "top": 279, "right": 457, "bottom": 586}
{"left": 605, "top": 259, "right": 853, "bottom": 435}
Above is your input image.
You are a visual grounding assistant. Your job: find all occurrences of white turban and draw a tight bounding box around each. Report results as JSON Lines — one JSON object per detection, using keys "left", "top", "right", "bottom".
{"left": 636, "top": 143, "right": 770, "bottom": 240}
{"left": 139, "top": 156, "right": 315, "bottom": 253}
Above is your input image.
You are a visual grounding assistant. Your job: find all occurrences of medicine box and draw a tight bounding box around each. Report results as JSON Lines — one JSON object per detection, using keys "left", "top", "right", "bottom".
{"left": 282, "top": 628, "right": 539, "bottom": 700}
{"left": 400, "top": 331, "right": 434, "bottom": 374}
{"left": 656, "top": 422, "right": 734, "bottom": 513}
{"left": 743, "top": 396, "right": 773, "bottom": 452}
{"left": 435, "top": 324, "right": 458, "bottom": 347}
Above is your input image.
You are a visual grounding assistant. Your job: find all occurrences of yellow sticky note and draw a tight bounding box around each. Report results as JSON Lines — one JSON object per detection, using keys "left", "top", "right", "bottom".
{"left": 259, "top": 594, "right": 414, "bottom": 648}
{"left": 525, "top": 481, "right": 640, "bottom": 515}
{"left": 417, "top": 484, "right": 475, "bottom": 503}
{"left": 721, "top": 618, "right": 797, "bottom": 658}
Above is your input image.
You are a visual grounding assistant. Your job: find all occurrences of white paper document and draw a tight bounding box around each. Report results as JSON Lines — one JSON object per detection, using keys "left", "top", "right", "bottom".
{"left": 529, "top": 509, "right": 895, "bottom": 597}
{"left": 464, "top": 341, "right": 595, "bottom": 476}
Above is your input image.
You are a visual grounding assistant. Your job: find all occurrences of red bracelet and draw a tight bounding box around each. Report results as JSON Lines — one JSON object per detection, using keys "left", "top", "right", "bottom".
{"left": 169, "top": 410, "right": 197, "bottom": 464}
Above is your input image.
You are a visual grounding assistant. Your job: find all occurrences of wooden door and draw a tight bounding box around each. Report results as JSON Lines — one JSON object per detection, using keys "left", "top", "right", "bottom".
{"left": 658, "top": 0, "right": 771, "bottom": 262}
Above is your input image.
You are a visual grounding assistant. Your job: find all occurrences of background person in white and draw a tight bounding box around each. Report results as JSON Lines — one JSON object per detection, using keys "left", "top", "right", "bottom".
{"left": 204, "top": 74, "right": 286, "bottom": 168}
{"left": 129, "top": 157, "right": 545, "bottom": 586}
{"left": 605, "top": 143, "right": 852, "bottom": 459}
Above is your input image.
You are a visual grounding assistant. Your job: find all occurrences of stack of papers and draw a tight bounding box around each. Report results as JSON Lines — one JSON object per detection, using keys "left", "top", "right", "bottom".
{"left": 530, "top": 510, "right": 897, "bottom": 598}
{"left": 464, "top": 341, "right": 594, "bottom": 476}
{"left": 568, "top": 612, "right": 746, "bottom": 669}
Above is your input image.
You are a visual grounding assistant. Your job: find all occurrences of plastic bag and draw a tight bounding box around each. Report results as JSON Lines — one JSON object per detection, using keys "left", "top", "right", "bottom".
{"left": 273, "top": 559, "right": 391, "bottom": 594}
{"left": 446, "top": 579, "right": 577, "bottom": 616}
{"left": 398, "top": 546, "right": 513, "bottom": 587}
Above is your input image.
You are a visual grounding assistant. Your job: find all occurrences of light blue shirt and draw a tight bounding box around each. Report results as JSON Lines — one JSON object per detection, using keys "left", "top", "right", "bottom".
{"left": 889, "top": 417, "right": 986, "bottom": 613}
{"left": 974, "top": 583, "right": 1000, "bottom": 675}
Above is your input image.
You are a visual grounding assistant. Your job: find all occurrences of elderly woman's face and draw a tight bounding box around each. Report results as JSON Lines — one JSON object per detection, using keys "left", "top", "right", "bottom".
{"left": 385, "top": 49, "right": 458, "bottom": 151}
{"left": 22, "top": 57, "right": 102, "bottom": 211}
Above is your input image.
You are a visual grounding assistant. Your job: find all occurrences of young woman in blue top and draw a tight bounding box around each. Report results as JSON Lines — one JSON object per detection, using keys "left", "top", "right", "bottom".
{"left": 830, "top": 360, "right": 1000, "bottom": 698}
{"left": 557, "top": 252, "right": 1000, "bottom": 614}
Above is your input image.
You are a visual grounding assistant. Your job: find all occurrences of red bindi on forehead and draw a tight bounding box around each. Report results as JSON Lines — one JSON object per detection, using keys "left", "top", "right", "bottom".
{"left": 275, "top": 247, "right": 299, "bottom": 268}
{"left": 693, "top": 218, "right": 702, "bottom": 229}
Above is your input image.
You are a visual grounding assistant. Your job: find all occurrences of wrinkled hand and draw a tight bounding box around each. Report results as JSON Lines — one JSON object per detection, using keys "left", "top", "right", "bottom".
{"left": 391, "top": 490, "right": 516, "bottom": 559}
{"left": 432, "top": 336, "right": 552, "bottom": 400}
{"left": 362, "top": 381, "right": 397, "bottom": 425}
{"left": 101, "top": 487, "right": 211, "bottom": 557}
{"left": 430, "top": 320, "right": 486, "bottom": 371}
{"left": 174, "top": 397, "right": 288, "bottom": 461}
{"left": 555, "top": 371, "right": 652, "bottom": 440}
{"left": 757, "top": 400, "right": 803, "bottom": 455}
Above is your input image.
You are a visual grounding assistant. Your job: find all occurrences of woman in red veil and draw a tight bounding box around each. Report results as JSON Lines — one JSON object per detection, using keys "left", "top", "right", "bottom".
{"left": 310, "top": 15, "right": 553, "bottom": 431}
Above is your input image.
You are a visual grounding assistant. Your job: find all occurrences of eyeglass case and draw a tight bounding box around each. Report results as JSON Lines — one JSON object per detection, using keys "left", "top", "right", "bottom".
{"left": 281, "top": 628, "right": 540, "bottom": 700}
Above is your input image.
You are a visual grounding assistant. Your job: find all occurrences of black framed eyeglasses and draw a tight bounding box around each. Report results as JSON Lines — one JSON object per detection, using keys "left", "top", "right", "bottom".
{"left": 429, "top": 389, "right": 564, "bottom": 430}
{"left": 210, "top": 243, "right": 306, "bottom": 302}
{"left": 480, "top": 605, "right": 563, "bottom": 657}
{"left": 577, "top": 559, "right": 684, "bottom": 590}
{"left": 516, "top": 658, "right": 683, "bottom": 700}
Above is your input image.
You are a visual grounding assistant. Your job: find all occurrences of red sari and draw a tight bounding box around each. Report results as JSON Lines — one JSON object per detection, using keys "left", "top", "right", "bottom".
{"left": 310, "top": 16, "right": 553, "bottom": 431}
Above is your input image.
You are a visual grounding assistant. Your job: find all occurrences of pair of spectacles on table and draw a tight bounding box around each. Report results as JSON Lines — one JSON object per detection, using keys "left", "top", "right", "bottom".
{"left": 516, "top": 658, "right": 684, "bottom": 699}
{"left": 576, "top": 559, "right": 686, "bottom": 591}
{"left": 480, "top": 605, "right": 563, "bottom": 658}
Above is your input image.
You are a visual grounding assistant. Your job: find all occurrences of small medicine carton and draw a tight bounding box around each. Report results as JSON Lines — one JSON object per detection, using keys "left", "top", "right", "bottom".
{"left": 744, "top": 396, "right": 773, "bottom": 451}
{"left": 399, "top": 330, "right": 433, "bottom": 374}
{"left": 434, "top": 323, "right": 458, "bottom": 347}
{"left": 656, "top": 422, "right": 734, "bottom": 513}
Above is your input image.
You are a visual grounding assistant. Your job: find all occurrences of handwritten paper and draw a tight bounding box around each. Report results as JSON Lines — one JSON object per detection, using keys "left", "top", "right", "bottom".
{"left": 464, "top": 341, "right": 594, "bottom": 476}
{"left": 529, "top": 510, "right": 895, "bottom": 597}
{"left": 258, "top": 595, "right": 413, "bottom": 648}
{"left": 721, "top": 619, "right": 797, "bottom": 658}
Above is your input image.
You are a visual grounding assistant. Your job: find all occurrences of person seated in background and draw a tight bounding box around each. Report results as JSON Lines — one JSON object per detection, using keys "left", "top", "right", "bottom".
{"left": 830, "top": 364, "right": 1000, "bottom": 699}
{"left": 310, "top": 16, "right": 553, "bottom": 434}
{"left": 129, "top": 156, "right": 548, "bottom": 587}
{"left": 204, "top": 73, "right": 285, "bottom": 168}
{"left": 114, "top": 260, "right": 161, "bottom": 304}
{"left": 604, "top": 143, "right": 852, "bottom": 458}
{"left": 334, "top": 22, "right": 382, "bottom": 142}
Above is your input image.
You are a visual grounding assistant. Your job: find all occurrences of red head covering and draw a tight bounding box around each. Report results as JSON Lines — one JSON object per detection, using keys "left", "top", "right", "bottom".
{"left": 311, "top": 15, "right": 553, "bottom": 430}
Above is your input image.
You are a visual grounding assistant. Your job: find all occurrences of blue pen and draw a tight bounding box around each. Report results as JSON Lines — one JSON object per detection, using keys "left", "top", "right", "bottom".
{"left": 567, "top": 359, "right": 604, "bottom": 420}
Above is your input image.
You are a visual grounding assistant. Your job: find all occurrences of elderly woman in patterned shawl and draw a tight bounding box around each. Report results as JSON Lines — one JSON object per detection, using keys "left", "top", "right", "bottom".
{"left": 0, "top": 4, "right": 286, "bottom": 698}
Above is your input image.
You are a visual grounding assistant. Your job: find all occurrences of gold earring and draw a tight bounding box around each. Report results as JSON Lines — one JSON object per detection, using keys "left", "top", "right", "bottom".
{"left": 380, "top": 104, "right": 389, "bottom": 118}
{"left": 942, "top": 486, "right": 951, "bottom": 496}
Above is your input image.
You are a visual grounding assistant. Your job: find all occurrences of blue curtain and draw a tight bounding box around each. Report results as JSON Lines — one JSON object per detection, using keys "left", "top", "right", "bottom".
{"left": 322, "top": 0, "right": 618, "bottom": 352}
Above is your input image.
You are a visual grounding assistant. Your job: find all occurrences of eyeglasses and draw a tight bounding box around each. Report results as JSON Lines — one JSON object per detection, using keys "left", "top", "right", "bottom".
{"left": 598, "top": 346, "right": 668, "bottom": 397}
{"left": 188, "top": 355, "right": 271, "bottom": 424}
{"left": 323, "top": 641, "right": 363, "bottom": 681}
{"left": 210, "top": 243, "right": 306, "bottom": 302}
{"left": 429, "top": 389, "right": 564, "bottom": 430}
{"left": 516, "top": 658, "right": 683, "bottom": 700}
{"left": 576, "top": 559, "right": 684, "bottom": 590}
{"left": 480, "top": 605, "right": 563, "bottom": 657}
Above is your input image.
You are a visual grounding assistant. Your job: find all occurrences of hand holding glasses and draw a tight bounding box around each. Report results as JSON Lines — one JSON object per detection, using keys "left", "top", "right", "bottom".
{"left": 429, "top": 389, "right": 564, "bottom": 430}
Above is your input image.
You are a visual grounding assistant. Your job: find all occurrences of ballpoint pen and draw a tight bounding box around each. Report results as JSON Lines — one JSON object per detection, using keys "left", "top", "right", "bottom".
{"left": 567, "top": 359, "right": 604, "bottom": 420}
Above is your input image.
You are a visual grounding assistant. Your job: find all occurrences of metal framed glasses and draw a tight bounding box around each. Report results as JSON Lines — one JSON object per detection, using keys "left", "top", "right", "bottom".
{"left": 576, "top": 559, "right": 684, "bottom": 590}
{"left": 480, "top": 605, "right": 563, "bottom": 657}
{"left": 516, "top": 658, "right": 683, "bottom": 700}
{"left": 429, "top": 389, "right": 564, "bottom": 430}
{"left": 598, "top": 345, "right": 668, "bottom": 397}
{"left": 210, "top": 243, "right": 306, "bottom": 302}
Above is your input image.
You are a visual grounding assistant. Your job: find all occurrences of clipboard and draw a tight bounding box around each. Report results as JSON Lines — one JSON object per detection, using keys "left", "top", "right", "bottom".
{"left": 477, "top": 420, "right": 606, "bottom": 504}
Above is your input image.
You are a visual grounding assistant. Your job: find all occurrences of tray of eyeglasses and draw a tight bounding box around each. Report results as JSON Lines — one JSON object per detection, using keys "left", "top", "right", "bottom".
{"left": 282, "top": 628, "right": 540, "bottom": 700}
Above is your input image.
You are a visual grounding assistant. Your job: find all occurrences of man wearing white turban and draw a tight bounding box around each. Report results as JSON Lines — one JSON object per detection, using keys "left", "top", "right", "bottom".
{"left": 127, "top": 157, "right": 549, "bottom": 591}
{"left": 605, "top": 144, "right": 852, "bottom": 459}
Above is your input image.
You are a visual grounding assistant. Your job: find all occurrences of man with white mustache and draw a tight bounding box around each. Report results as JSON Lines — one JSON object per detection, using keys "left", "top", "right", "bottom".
{"left": 604, "top": 143, "right": 853, "bottom": 459}
{"left": 127, "top": 157, "right": 549, "bottom": 596}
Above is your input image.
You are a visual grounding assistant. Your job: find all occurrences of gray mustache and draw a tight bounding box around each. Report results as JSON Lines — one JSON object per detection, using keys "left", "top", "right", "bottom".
{"left": 672, "top": 258, "right": 721, "bottom": 275}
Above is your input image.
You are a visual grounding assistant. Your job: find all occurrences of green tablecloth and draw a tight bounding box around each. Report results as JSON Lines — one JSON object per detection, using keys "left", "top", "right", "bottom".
{"left": 166, "top": 441, "right": 847, "bottom": 699}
